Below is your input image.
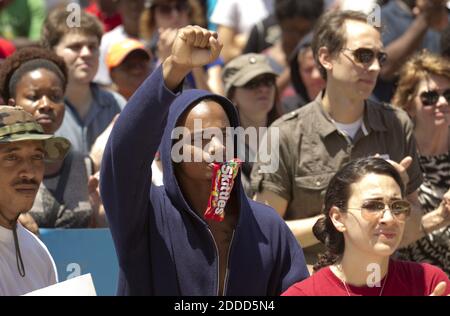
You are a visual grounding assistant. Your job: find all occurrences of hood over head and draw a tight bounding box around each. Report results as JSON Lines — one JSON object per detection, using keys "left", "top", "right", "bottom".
{"left": 159, "top": 89, "right": 243, "bottom": 220}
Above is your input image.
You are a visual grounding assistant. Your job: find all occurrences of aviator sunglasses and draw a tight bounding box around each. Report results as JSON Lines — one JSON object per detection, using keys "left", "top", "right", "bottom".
{"left": 345, "top": 199, "right": 411, "bottom": 222}
{"left": 343, "top": 47, "right": 388, "bottom": 67}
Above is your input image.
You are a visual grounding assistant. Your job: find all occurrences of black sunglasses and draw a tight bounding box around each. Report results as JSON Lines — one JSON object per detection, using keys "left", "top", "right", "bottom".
{"left": 419, "top": 89, "right": 450, "bottom": 106}
{"left": 154, "top": 1, "right": 189, "bottom": 15}
{"left": 243, "top": 75, "right": 276, "bottom": 90}
{"left": 343, "top": 48, "right": 388, "bottom": 67}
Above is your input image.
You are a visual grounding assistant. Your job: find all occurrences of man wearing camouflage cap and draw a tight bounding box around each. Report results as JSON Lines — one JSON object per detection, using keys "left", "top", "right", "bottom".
{"left": 0, "top": 105, "right": 70, "bottom": 296}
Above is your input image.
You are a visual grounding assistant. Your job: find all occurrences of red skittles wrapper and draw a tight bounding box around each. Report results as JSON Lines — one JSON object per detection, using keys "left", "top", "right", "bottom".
{"left": 204, "top": 159, "right": 241, "bottom": 222}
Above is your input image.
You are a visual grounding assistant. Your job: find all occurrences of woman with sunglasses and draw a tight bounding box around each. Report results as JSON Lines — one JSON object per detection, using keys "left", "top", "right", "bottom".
{"left": 283, "top": 157, "right": 450, "bottom": 296}
{"left": 392, "top": 51, "right": 450, "bottom": 276}
{"left": 222, "top": 53, "right": 281, "bottom": 197}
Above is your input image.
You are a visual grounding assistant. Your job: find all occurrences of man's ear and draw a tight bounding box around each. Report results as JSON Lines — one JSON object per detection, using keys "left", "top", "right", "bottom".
{"left": 329, "top": 206, "right": 346, "bottom": 232}
{"left": 8, "top": 98, "right": 16, "bottom": 106}
{"left": 318, "top": 46, "right": 333, "bottom": 74}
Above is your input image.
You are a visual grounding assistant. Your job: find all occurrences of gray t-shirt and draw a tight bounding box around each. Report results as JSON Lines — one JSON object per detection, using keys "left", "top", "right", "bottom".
{"left": 29, "top": 151, "right": 93, "bottom": 228}
{"left": 56, "top": 83, "right": 126, "bottom": 155}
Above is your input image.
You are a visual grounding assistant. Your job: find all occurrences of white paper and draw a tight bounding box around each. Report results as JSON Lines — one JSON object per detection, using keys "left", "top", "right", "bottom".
{"left": 23, "top": 274, "right": 97, "bottom": 296}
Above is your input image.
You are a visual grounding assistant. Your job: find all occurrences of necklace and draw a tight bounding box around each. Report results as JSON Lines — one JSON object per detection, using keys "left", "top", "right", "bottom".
{"left": 336, "top": 264, "right": 389, "bottom": 296}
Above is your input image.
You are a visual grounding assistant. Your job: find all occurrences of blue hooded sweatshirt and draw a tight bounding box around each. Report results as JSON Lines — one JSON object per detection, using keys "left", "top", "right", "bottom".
{"left": 100, "top": 64, "right": 309, "bottom": 296}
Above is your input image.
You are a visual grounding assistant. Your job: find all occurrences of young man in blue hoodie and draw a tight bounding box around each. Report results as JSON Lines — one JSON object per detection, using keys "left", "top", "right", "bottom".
{"left": 100, "top": 25, "right": 309, "bottom": 296}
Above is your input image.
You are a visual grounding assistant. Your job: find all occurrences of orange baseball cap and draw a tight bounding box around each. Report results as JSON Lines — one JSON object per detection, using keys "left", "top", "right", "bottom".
{"left": 106, "top": 39, "right": 150, "bottom": 70}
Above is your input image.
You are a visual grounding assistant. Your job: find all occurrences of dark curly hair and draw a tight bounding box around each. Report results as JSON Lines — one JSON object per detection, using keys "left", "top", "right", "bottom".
{"left": 0, "top": 46, "right": 68, "bottom": 101}
{"left": 312, "top": 157, "right": 405, "bottom": 272}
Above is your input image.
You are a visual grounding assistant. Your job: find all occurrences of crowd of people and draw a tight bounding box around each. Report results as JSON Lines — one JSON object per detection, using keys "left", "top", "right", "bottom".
{"left": 0, "top": 0, "right": 450, "bottom": 296}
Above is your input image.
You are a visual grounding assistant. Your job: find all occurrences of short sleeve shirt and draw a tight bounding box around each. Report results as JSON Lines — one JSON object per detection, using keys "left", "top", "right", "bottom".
{"left": 282, "top": 259, "right": 450, "bottom": 296}
{"left": 251, "top": 94, "right": 423, "bottom": 220}
{"left": 210, "top": 0, "right": 273, "bottom": 35}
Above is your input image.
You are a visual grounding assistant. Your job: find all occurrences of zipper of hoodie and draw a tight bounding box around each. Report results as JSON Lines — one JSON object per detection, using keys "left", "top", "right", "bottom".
{"left": 206, "top": 227, "right": 220, "bottom": 296}
{"left": 222, "top": 229, "right": 235, "bottom": 296}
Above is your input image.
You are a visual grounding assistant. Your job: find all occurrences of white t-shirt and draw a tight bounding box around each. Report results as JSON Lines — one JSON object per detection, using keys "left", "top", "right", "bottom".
{"left": 210, "top": 0, "right": 273, "bottom": 35}
{"left": 94, "top": 25, "right": 130, "bottom": 86}
{"left": 333, "top": 117, "right": 363, "bottom": 140}
{"left": 0, "top": 223, "right": 57, "bottom": 296}
{"left": 339, "top": 0, "right": 378, "bottom": 14}
{"left": 151, "top": 160, "right": 164, "bottom": 186}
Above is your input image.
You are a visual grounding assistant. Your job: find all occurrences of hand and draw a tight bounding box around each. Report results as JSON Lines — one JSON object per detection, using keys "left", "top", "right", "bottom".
{"left": 170, "top": 25, "right": 222, "bottom": 70}
{"left": 88, "top": 171, "right": 101, "bottom": 215}
{"left": 429, "top": 281, "right": 450, "bottom": 296}
{"left": 413, "top": 0, "right": 448, "bottom": 31}
{"left": 436, "top": 188, "right": 450, "bottom": 224}
{"left": 18, "top": 213, "right": 39, "bottom": 236}
{"left": 376, "top": 154, "right": 411, "bottom": 187}
{"left": 163, "top": 25, "right": 222, "bottom": 90}
{"left": 87, "top": 171, "right": 108, "bottom": 227}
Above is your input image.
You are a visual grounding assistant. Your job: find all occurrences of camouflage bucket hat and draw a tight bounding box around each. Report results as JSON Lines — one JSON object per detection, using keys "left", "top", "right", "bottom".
{"left": 0, "top": 106, "right": 70, "bottom": 161}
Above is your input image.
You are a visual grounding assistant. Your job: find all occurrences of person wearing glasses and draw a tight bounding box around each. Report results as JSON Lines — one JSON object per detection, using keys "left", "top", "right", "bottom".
{"left": 392, "top": 51, "right": 450, "bottom": 276}
{"left": 373, "top": 0, "right": 448, "bottom": 103}
{"left": 222, "top": 53, "right": 281, "bottom": 197}
{"left": 282, "top": 157, "right": 450, "bottom": 296}
{"left": 251, "top": 10, "right": 450, "bottom": 272}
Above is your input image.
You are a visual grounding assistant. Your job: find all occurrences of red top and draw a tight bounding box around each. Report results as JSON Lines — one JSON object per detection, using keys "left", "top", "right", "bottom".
{"left": 282, "top": 259, "right": 450, "bottom": 296}
{"left": 85, "top": 3, "right": 122, "bottom": 32}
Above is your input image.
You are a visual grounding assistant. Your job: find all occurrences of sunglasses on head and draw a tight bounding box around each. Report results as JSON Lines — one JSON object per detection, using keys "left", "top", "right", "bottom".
{"left": 243, "top": 75, "right": 276, "bottom": 90}
{"left": 419, "top": 89, "right": 450, "bottom": 106}
{"left": 154, "top": 1, "right": 189, "bottom": 15}
{"left": 343, "top": 47, "right": 387, "bottom": 67}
